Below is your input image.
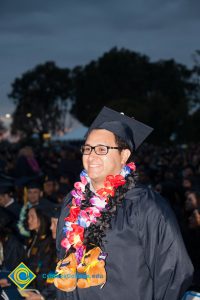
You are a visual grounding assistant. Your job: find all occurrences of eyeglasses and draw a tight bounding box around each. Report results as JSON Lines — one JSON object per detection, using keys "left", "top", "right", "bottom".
{"left": 81, "top": 144, "right": 121, "bottom": 155}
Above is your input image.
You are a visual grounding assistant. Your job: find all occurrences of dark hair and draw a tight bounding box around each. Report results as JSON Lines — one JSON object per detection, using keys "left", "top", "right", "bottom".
{"left": 114, "top": 133, "right": 133, "bottom": 163}
{"left": 29, "top": 206, "right": 50, "bottom": 236}
{"left": 85, "top": 128, "right": 134, "bottom": 163}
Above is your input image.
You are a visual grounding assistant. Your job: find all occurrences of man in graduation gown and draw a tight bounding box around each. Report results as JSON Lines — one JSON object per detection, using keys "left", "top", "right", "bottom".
{"left": 56, "top": 107, "right": 193, "bottom": 300}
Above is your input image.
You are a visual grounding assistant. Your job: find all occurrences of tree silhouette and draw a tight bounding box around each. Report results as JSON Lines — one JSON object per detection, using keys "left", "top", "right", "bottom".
{"left": 8, "top": 48, "right": 198, "bottom": 143}
{"left": 71, "top": 48, "right": 195, "bottom": 143}
{"left": 191, "top": 50, "right": 200, "bottom": 112}
{"left": 9, "top": 62, "right": 71, "bottom": 138}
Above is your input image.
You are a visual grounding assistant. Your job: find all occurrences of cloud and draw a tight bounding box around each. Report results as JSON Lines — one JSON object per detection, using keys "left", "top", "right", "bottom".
{"left": 0, "top": 0, "right": 200, "bottom": 113}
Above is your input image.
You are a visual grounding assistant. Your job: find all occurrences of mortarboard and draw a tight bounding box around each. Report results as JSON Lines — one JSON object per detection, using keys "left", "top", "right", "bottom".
{"left": 26, "top": 180, "right": 42, "bottom": 190}
{"left": 33, "top": 201, "right": 61, "bottom": 219}
{"left": 43, "top": 174, "right": 57, "bottom": 183}
{"left": 0, "top": 175, "right": 15, "bottom": 195}
{"left": 15, "top": 174, "right": 43, "bottom": 189}
{"left": 87, "top": 106, "right": 153, "bottom": 151}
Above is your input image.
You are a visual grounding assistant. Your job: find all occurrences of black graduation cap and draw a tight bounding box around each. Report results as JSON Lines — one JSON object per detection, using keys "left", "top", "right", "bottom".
{"left": 87, "top": 106, "right": 153, "bottom": 151}
{"left": 26, "top": 179, "right": 42, "bottom": 190}
{"left": 0, "top": 175, "right": 15, "bottom": 195}
{"left": 33, "top": 201, "right": 61, "bottom": 219}
{"left": 15, "top": 174, "right": 43, "bottom": 189}
{"left": 43, "top": 174, "right": 57, "bottom": 183}
{"left": 16, "top": 176, "right": 41, "bottom": 189}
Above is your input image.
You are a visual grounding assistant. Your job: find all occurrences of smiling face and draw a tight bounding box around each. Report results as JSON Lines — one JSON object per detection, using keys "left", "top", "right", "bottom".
{"left": 82, "top": 129, "right": 130, "bottom": 190}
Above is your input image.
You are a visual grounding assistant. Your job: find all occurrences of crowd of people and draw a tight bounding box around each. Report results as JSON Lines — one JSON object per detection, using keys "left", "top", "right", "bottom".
{"left": 0, "top": 140, "right": 200, "bottom": 299}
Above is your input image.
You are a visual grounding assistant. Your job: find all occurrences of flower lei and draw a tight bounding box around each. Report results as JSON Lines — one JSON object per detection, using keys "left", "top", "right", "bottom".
{"left": 61, "top": 162, "right": 136, "bottom": 263}
{"left": 17, "top": 203, "right": 31, "bottom": 237}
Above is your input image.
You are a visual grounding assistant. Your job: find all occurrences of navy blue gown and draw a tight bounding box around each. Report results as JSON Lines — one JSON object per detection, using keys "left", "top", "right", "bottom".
{"left": 56, "top": 185, "right": 193, "bottom": 300}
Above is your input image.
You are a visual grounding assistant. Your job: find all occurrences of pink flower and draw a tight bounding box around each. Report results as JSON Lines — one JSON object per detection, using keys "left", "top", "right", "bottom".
{"left": 74, "top": 181, "right": 85, "bottom": 192}
{"left": 79, "top": 210, "right": 91, "bottom": 227}
{"left": 61, "top": 238, "right": 71, "bottom": 250}
{"left": 86, "top": 206, "right": 101, "bottom": 215}
{"left": 85, "top": 207, "right": 101, "bottom": 222}
{"left": 80, "top": 175, "right": 88, "bottom": 185}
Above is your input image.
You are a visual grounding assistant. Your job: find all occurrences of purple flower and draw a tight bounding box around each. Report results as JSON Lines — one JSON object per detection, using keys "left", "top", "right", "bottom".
{"left": 71, "top": 189, "right": 85, "bottom": 206}
{"left": 75, "top": 246, "right": 85, "bottom": 263}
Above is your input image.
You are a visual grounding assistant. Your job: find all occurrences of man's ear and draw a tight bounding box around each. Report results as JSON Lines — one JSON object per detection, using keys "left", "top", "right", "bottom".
{"left": 121, "top": 149, "right": 131, "bottom": 165}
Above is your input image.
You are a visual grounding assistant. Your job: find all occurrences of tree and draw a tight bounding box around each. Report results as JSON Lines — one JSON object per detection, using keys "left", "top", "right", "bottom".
{"left": 145, "top": 59, "right": 195, "bottom": 142}
{"left": 0, "top": 119, "right": 5, "bottom": 137}
{"left": 71, "top": 48, "right": 195, "bottom": 143}
{"left": 9, "top": 62, "right": 71, "bottom": 138}
{"left": 71, "top": 47, "right": 150, "bottom": 125}
{"left": 191, "top": 50, "right": 200, "bottom": 112}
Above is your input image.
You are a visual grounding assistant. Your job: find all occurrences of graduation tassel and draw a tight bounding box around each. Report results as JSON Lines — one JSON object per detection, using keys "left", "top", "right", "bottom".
{"left": 23, "top": 187, "right": 28, "bottom": 205}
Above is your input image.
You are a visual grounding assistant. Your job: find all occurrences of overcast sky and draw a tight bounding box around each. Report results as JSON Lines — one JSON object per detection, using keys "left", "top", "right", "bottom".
{"left": 0, "top": 0, "right": 200, "bottom": 115}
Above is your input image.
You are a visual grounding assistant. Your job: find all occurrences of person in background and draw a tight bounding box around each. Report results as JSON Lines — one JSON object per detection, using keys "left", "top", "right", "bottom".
{"left": 25, "top": 204, "right": 61, "bottom": 300}
{"left": 43, "top": 174, "right": 58, "bottom": 204}
{"left": 25, "top": 205, "right": 56, "bottom": 300}
{"left": 17, "top": 180, "right": 51, "bottom": 239}
{"left": 183, "top": 190, "right": 200, "bottom": 291}
{"left": 0, "top": 175, "right": 21, "bottom": 221}
{"left": 15, "top": 147, "right": 41, "bottom": 179}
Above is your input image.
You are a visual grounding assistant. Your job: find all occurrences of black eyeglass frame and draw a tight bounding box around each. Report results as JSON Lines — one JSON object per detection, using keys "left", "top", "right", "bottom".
{"left": 80, "top": 144, "right": 122, "bottom": 155}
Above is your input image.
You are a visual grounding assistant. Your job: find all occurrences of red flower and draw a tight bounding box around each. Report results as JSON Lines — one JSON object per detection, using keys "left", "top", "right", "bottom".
{"left": 97, "top": 187, "right": 115, "bottom": 198}
{"left": 67, "top": 224, "right": 84, "bottom": 247}
{"left": 127, "top": 162, "right": 136, "bottom": 171}
{"left": 106, "top": 174, "right": 126, "bottom": 188}
{"left": 65, "top": 207, "right": 81, "bottom": 222}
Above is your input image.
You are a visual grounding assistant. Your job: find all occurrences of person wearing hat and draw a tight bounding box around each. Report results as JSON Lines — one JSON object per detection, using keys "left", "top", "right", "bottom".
{"left": 0, "top": 175, "right": 21, "bottom": 221}
{"left": 0, "top": 178, "right": 25, "bottom": 300}
{"left": 17, "top": 179, "right": 52, "bottom": 239}
{"left": 56, "top": 107, "right": 193, "bottom": 300}
{"left": 43, "top": 174, "right": 58, "bottom": 204}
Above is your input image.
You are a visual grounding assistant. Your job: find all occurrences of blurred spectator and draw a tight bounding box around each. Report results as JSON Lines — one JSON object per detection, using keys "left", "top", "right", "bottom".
{"left": 17, "top": 180, "right": 51, "bottom": 239}
{"left": 182, "top": 190, "right": 200, "bottom": 290}
{"left": 0, "top": 217, "right": 25, "bottom": 271}
{"left": 25, "top": 206, "right": 55, "bottom": 296}
{"left": 43, "top": 174, "right": 58, "bottom": 203}
{"left": 0, "top": 175, "right": 21, "bottom": 228}
{"left": 15, "top": 147, "right": 41, "bottom": 179}
{"left": 1, "top": 139, "right": 200, "bottom": 292}
{"left": 25, "top": 204, "right": 61, "bottom": 300}
{"left": 185, "top": 190, "right": 200, "bottom": 213}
